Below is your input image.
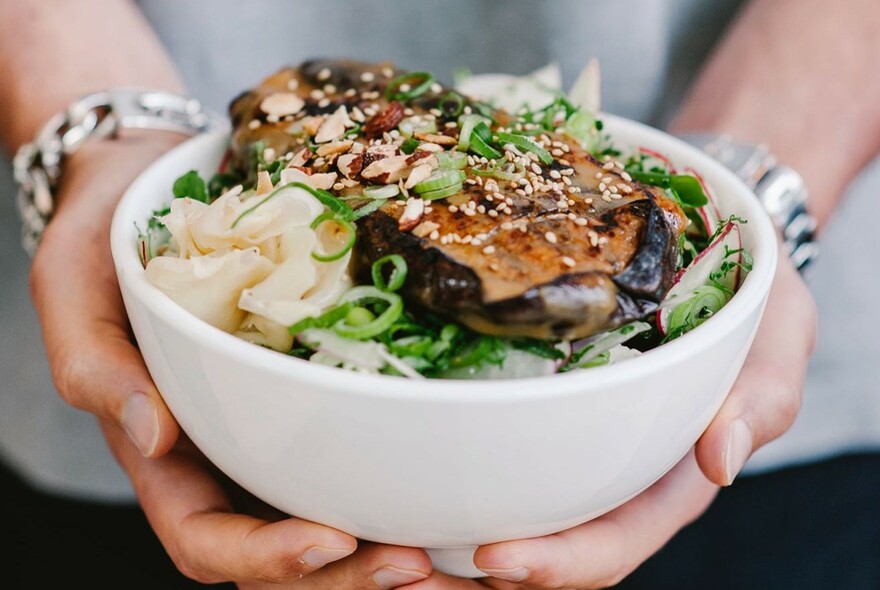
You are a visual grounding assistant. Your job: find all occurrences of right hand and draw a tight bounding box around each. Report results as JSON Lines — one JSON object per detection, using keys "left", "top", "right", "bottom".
{"left": 28, "top": 132, "right": 432, "bottom": 588}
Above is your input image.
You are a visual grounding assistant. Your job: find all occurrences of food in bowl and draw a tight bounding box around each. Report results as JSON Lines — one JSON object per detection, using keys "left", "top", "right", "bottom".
{"left": 137, "top": 59, "right": 751, "bottom": 379}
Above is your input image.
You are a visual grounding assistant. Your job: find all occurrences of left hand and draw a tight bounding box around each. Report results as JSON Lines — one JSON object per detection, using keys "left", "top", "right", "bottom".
{"left": 404, "top": 253, "right": 817, "bottom": 589}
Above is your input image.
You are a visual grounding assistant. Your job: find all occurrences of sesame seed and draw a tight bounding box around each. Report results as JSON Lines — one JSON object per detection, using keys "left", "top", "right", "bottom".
{"left": 599, "top": 182, "right": 607, "bottom": 191}
{"left": 287, "top": 79, "right": 299, "bottom": 90}
{"left": 531, "top": 163, "right": 543, "bottom": 175}
{"left": 248, "top": 120, "right": 261, "bottom": 130}
{"left": 448, "top": 205, "right": 458, "bottom": 213}
{"left": 317, "top": 68, "right": 332, "bottom": 81}
{"left": 483, "top": 245, "right": 496, "bottom": 255}
{"left": 488, "top": 209, "right": 499, "bottom": 217}
{"left": 324, "top": 84, "right": 337, "bottom": 95}
{"left": 544, "top": 231, "right": 558, "bottom": 244}
{"left": 429, "top": 230, "right": 440, "bottom": 240}
{"left": 575, "top": 217, "right": 588, "bottom": 226}
{"left": 621, "top": 171, "right": 633, "bottom": 182}
{"left": 344, "top": 88, "right": 357, "bottom": 98}
{"left": 382, "top": 67, "right": 394, "bottom": 78}
{"left": 310, "top": 89, "right": 325, "bottom": 100}
{"left": 477, "top": 205, "right": 486, "bottom": 214}
{"left": 550, "top": 170, "right": 561, "bottom": 179}
{"left": 501, "top": 222, "right": 513, "bottom": 230}
{"left": 332, "top": 182, "right": 345, "bottom": 191}
{"left": 318, "top": 98, "right": 330, "bottom": 108}
{"left": 360, "top": 71, "right": 376, "bottom": 83}
{"left": 562, "top": 256, "right": 576, "bottom": 268}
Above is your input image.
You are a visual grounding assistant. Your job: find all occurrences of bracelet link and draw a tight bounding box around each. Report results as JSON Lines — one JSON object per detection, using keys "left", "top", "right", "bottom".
{"left": 13, "top": 89, "right": 228, "bottom": 257}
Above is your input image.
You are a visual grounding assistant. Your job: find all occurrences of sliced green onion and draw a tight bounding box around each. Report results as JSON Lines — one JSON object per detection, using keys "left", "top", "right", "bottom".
{"left": 469, "top": 122, "right": 503, "bottom": 160}
{"left": 436, "top": 151, "right": 468, "bottom": 169}
{"left": 667, "top": 285, "right": 729, "bottom": 336}
{"left": 470, "top": 163, "right": 522, "bottom": 182}
{"left": 457, "top": 114, "right": 491, "bottom": 151}
{"left": 371, "top": 254, "right": 408, "bottom": 292}
{"left": 399, "top": 116, "right": 438, "bottom": 138}
{"left": 309, "top": 212, "right": 357, "bottom": 262}
{"left": 288, "top": 302, "right": 354, "bottom": 336}
{"left": 351, "top": 198, "right": 385, "bottom": 220}
{"left": 333, "top": 286, "right": 404, "bottom": 340}
{"left": 418, "top": 183, "right": 463, "bottom": 201}
{"left": 413, "top": 169, "right": 466, "bottom": 194}
{"left": 345, "top": 306, "right": 376, "bottom": 327}
{"left": 385, "top": 71, "right": 435, "bottom": 101}
{"left": 495, "top": 132, "right": 553, "bottom": 165}
{"left": 440, "top": 92, "right": 465, "bottom": 118}
{"left": 363, "top": 184, "right": 401, "bottom": 199}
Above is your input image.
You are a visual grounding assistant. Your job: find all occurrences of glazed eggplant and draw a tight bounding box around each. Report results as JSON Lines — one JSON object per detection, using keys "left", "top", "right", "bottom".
{"left": 227, "top": 59, "right": 687, "bottom": 340}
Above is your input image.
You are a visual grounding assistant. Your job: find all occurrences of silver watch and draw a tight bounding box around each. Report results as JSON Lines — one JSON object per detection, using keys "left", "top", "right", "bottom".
{"left": 12, "top": 89, "right": 228, "bottom": 256}
{"left": 677, "top": 133, "right": 819, "bottom": 274}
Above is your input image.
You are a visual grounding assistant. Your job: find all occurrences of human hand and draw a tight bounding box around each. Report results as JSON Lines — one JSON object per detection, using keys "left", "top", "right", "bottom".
{"left": 28, "top": 133, "right": 432, "bottom": 588}
{"left": 402, "top": 254, "right": 817, "bottom": 589}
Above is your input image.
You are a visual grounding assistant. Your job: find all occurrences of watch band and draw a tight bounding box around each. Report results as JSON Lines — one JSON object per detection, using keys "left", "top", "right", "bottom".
{"left": 677, "top": 133, "right": 819, "bottom": 275}
{"left": 12, "top": 89, "right": 228, "bottom": 256}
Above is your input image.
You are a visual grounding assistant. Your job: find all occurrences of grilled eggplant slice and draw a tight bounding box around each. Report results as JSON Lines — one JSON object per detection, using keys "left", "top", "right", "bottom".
{"left": 227, "top": 59, "right": 687, "bottom": 340}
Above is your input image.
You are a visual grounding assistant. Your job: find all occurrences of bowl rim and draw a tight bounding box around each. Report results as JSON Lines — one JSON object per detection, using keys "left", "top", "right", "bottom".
{"left": 110, "top": 113, "right": 778, "bottom": 403}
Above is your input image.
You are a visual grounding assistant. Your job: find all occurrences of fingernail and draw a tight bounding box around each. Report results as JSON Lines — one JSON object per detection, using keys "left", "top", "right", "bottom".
{"left": 300, "top": 546, "right": 354, "bottom": 568}
{"left": 478, "top": 566, "right": 530, "bottom": 582}
{"left": 372, "top": 566, "right": 429, "bottom": 589}
{"left": 724, "top": 419, "right": 753, "bottom": 485}
{"left": 122, "top": 392, "right": 159, "bottom": 457}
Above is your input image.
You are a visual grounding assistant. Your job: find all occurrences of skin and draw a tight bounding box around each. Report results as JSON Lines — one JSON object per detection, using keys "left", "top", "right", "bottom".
{"left": 2, "top": 0, "right": 878, "bottom": 587}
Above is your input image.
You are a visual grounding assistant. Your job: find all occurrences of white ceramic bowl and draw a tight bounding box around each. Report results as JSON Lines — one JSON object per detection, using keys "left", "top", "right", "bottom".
{"left": 110, "top": 115, "right": 777, "bottom": 577}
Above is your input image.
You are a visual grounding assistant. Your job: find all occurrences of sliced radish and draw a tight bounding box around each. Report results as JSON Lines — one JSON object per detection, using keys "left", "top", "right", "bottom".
{"left": 638, "top": 146, "right": 678, "bottom": 175}
{"left": 657, "top": 221, "right": 742, "bottom": 336}
{"left": 684, "top": 166, "right": 721, "bottom": 236}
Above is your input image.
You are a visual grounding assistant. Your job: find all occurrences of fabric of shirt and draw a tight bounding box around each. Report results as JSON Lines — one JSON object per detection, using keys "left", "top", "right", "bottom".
{"left": 0, "top": 0, "right": 876, "bottom": 500}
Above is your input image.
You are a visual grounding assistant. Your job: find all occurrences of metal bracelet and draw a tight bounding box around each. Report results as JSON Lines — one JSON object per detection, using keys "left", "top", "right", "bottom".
{"left": 12, "top": 89, "right": 228, "bottom": 256}
{"left": 677, "top": 133, "right": 819, "bottom": 275}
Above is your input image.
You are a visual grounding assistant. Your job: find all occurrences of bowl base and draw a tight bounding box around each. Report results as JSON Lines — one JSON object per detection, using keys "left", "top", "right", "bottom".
{"left": 426, "top": 546, "right": 482, "bottom": 578}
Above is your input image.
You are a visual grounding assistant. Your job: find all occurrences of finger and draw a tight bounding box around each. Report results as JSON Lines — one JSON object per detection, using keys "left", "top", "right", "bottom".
{"left": 282, "top": 542, "right": 432, "bottom": 590}
{"left": 472, "top": 451, "right": 717, "bottom": 589}
{"left": 104, "top": 421, "right": 364, "bottom": 586}
{"left": 695, "top": 254, "right": 818, "bottom": 486}
{"left": 30, "top": 198, "right": 180, "bottom": 458}
{"left": 398, "top": 569, "right": 487, "bottom": 589}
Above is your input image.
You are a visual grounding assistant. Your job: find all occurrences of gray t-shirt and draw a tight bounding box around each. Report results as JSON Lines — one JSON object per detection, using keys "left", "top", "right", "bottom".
{"left": 1, "top": 0, "right": 876, "bottom": 500}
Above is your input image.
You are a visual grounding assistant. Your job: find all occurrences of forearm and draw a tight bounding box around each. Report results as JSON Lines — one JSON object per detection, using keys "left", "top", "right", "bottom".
{"left": 0, "top": 0, "right": 183, "bottom": 155}
{"left": 671, "top": 0, "right": 880, "bottom": 231}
